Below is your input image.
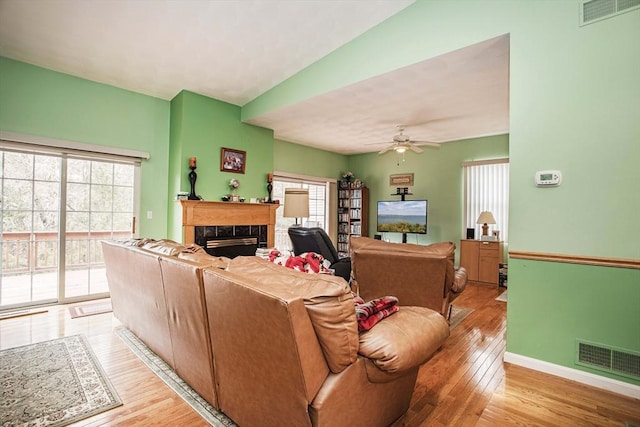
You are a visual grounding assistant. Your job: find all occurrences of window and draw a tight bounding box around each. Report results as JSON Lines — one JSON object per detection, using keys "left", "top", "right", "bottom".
{"left": 1, "top": 136, "right": 144, "bottom": 309}
{"left": 272, "top": 172, "right": 334, "bottom": 253}
{"left": 463, "top": 159, "right": 509, "bottom": 241}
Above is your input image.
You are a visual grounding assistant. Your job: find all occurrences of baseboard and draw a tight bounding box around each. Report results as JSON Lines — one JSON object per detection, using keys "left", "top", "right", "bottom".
{"left": 504, "top": 351, "right": 640, "bottom": 399}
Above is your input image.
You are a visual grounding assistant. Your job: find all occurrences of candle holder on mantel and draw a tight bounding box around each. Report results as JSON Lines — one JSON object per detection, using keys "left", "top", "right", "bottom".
{"left": 188, "top": 157, "right": 200, "bottom": 200}
{"left": 266, "top": 173, "right": 273, "bottom": 203}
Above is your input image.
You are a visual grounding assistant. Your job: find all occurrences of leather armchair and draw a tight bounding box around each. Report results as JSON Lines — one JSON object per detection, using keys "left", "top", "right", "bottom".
{"left": 350, "top": 237, "right": 468, "bottom": 318}
{"left": 288, "top": 227, "right": 351, "bottom": 282}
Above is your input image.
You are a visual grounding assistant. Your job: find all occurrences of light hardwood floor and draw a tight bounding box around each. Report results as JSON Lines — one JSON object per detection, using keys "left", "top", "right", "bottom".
{"left": 1, "top": 283, "right": 638, "bottom": 426}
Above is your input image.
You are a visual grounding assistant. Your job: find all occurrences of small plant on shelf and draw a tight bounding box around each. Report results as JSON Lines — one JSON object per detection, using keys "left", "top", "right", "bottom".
{"left": 342, "top": 171, "right": 354, "bottom": 181}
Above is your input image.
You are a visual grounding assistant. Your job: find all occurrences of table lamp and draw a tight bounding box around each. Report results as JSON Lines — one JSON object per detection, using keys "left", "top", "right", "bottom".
{"left": 283, "top": 188, "right": 309, "bottom": 226}
{"left": 476, "top": 211, "right": 496, "bottom": 237}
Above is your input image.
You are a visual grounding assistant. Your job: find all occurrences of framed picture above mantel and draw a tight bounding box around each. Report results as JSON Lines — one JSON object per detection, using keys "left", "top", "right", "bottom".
{"left": 220, "top": 147, "right": 246, "bottom": 174}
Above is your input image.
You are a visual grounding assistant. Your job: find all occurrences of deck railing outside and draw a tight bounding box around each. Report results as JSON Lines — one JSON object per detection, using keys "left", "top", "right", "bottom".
{"left": 1, "top": 231, "right": 130, "bottom": 275}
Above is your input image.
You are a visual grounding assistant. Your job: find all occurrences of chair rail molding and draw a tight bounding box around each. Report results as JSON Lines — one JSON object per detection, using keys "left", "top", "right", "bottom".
{"left": 509, "top": 251, "right": 640, "bottom": 269}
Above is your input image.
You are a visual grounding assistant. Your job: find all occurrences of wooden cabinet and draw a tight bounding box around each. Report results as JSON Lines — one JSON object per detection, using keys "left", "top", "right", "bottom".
{"left": 460, "top": 239, "right": 502, "bottom": 285}
{"left": 337, "top": 181, "right": 368, "bottom": 258}
{"left": 460, "top": 240, "right": 479, "bottom": 281}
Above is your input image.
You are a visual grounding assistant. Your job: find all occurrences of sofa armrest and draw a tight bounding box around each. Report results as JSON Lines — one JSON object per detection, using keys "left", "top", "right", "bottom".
{"left": 452, "top": 266, "right": 468, "bottom": 293}
{"left": 358, "top": 306, "right": 449, "bottom": 378}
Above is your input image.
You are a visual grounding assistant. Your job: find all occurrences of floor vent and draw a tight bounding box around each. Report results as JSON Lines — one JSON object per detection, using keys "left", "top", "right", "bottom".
{"left": 580, "top": 0, "right": 640, "bottom": 26}
{"left": 577, "top": 340, "right": 640, "bottom": 380}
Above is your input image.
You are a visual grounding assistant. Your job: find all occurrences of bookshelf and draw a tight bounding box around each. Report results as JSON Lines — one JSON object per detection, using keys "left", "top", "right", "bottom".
{"left": 337, "top": 180, "right": 368, "bottom": 258}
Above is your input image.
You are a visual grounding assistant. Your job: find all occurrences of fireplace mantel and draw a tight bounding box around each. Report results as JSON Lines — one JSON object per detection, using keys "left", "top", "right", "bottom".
{"left": 179, "top": 200, "right": 280, "bottom": 247}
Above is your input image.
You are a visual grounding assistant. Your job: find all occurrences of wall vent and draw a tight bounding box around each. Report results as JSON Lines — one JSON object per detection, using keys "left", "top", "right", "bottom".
{"left": 580, "top": 0, "right": 640, "bottom": 26}
{"left": 577, "top": 340, "right": 640, "bottom": 380}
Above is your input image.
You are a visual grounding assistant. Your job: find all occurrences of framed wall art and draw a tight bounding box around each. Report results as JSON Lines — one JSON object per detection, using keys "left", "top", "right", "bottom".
{"left": 220, "top": 147, "right": 246, "bottom": 174}
{"left": 389, "top": 173, "right": 414, "bottom": 187}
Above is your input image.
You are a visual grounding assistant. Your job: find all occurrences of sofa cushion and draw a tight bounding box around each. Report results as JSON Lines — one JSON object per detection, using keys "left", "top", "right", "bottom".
{"left": 178, "top": 251, "right": 231, "bottom": 268}
{"left": 358, "top": 306, "right": 449, "bottom": 374}
{"left": 175, "top": 244, "right": 231, "bottom": 268}
{"left": 112, "top": 237, "right": 153, "bottom": 247}
{"left": 226, "top": 256, "right": 358, "bottom": 373}
{"left": 141, "top": 239, "right": 187, "bottom": 256}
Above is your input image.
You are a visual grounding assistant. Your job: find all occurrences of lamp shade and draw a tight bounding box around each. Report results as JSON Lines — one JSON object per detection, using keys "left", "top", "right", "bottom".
{"left": 476, "top": 211, "right": 496, "bottom": 225}
{"left": 283, "top": 188, "right": 309, "bottom": 219}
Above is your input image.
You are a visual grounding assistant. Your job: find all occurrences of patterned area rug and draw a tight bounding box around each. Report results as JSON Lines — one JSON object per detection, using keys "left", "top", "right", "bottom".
{"left": 68, "top": 301, "right": 112, "bottom": 319}
{"left": 0, "top": 335, "right": 121, "bottom": 426}
{"left": 116, "top": 328, "right": 236, "bottom": 427}
{"left": 449, "top": 306, "right": 474, "bottom": 329}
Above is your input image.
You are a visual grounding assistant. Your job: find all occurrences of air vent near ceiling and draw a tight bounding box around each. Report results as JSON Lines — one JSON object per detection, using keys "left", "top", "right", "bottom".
{"left": 580, "top": 0, "right": 640, "bottom": 26}
{"left": 577, "top": 340, "right": 640, "bottom": 380}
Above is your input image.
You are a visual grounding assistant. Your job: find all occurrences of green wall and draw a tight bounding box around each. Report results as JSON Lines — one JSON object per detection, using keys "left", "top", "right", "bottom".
{"left": 273, "top": 139, "right": 348, "bottom": 178}
{"left": 0, "top": 57, "right": 170, "bottom": 238}
{"left": 248, "top": 0, "right": 640, "bottom": 386}
{"left": 165, "top": 95, "right": 348, "bottom": 242}
{"left": 507, "top": 258, "right": 640, "bottom": 381}
{"left": 167, "top": 91, "right": 275, "bottom": 240}
{"left": 348, "top": 135, "right": 509, "bottom": 259}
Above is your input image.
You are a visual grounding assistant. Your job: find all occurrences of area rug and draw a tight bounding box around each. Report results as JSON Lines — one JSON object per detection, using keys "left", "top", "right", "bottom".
{"left": 496, "top": 290, "right": 508, "bottom": 302}
{"left": 0, "top": 334, "right": 121, "bottom": 426}
{"left": 115, "top": 328, "right": 235, "bottom": 427}
{"left": 68, "top": 301, "right": 112, "bottom": 318}
{"left": 449, "top": 306, "right": 474, "bottom": 329}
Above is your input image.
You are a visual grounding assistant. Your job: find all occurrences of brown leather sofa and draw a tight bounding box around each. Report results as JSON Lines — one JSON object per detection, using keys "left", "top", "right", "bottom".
{"left": 350, "top": 237, "right": 468, "bottom": 318}
{"left": 102, "top": 239, "right": 227, "bottom": 405}
{"left": 102, "top": 238, "right": 450, "bottom": 427}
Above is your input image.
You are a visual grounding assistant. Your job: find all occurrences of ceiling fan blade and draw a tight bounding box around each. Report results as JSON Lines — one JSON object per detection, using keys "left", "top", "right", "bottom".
{"left": 409, "top": 145, "right": 424, "bottom": 154}
{"left": 378, "top": 146, "right": 394, "bottom": 154}
{"left": 412, "top": 140, "right": 441, "bottom": 148}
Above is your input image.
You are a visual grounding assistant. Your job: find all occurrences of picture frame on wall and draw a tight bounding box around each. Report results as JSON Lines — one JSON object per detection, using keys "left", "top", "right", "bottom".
{"left": 389, "top": 173, "right": 414, "bottom": 187}
{"left": 220, "top": 147, "right": 246, "bottom": 174}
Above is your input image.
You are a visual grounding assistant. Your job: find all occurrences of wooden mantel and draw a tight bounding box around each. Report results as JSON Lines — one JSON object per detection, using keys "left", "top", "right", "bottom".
{"left": 179, "top": 200, "right": 280, "bottom": 247}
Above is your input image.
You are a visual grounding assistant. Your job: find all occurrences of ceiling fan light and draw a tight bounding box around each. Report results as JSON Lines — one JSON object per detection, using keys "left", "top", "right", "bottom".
{"left": 394, "top": 146, "right": 407, "bottom": 154}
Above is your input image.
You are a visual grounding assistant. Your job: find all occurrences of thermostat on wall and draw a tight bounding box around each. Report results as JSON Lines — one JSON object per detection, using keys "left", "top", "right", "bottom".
{"left": 535, "top": 170, "right": 562, "bottom": 186}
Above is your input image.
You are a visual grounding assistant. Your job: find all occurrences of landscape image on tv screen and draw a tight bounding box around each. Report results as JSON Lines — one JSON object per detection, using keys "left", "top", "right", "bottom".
{"left": 377, "top": 200, "right": 428, "bottom": 234}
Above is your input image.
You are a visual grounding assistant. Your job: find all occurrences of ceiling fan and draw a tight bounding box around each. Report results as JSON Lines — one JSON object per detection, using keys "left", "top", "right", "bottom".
{"left": 377, "top": 125, "right": 440, "bottom": 155}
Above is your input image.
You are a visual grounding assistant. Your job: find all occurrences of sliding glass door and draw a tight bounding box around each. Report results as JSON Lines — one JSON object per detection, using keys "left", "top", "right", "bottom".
{"left": 64, "top": 158, "right": 135, "bottom": 299}
{"left": 0, "top": 151, "right": 61, "bottom": 308}
{"left": 0, "top": 148, "right": 137, "bottom": 310}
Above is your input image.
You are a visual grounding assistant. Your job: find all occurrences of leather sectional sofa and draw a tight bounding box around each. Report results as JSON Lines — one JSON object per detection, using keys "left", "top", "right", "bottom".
{"left": 102, "top": 238, "right": 451, "bottom": 427}
{"left": 350, "top": 237, "right": 468, "bottom": 318}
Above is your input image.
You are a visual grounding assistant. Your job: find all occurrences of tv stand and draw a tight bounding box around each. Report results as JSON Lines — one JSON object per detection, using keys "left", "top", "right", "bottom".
{"left": 390, "top": 192, "right": 413, "bottom": 243}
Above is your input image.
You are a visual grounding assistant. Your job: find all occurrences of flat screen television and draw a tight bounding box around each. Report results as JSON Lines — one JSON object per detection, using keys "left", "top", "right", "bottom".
{"left": 377, "top": 200, "right": 428, "bottom": 234}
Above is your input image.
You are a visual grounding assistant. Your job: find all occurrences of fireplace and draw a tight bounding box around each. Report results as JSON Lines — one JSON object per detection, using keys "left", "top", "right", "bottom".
{"left": 194, "top": 225, "right": 267, "bottom": 258}
{"left": 179, "top": 200, "right": 279, "bottom": 256}
{"left": 205, "top": 237, "right": 258, "bottom": 258}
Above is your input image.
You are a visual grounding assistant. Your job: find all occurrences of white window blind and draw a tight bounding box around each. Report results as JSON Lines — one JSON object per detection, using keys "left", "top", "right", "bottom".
{"left": 463, "top": 159, "right": 509, "bottom": 241}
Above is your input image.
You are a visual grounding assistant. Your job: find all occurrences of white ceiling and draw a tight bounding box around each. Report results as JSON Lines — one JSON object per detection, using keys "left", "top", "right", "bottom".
{"left": 0, "top": 0, "right": 509, "bottom": 155}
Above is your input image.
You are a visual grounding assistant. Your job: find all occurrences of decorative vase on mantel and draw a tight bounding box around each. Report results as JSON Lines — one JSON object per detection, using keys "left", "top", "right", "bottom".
{"left": 187, "top": 156, "right": 199, "bottom": 200}
{"left": 229, "top": 178, "right": 240, "bottom": 202}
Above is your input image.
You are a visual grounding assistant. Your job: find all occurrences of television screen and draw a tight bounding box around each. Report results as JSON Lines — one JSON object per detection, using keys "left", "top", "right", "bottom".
{"left": 377, "top": 200, "right": 428, "bottom": 234}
